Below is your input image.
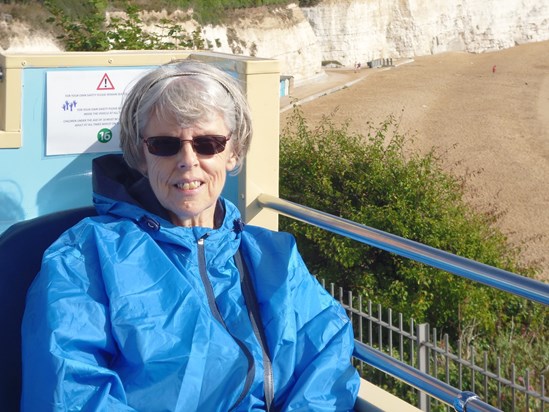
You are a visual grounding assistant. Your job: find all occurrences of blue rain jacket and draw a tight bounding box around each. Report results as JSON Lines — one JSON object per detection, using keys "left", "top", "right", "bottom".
{"left": 21, "top": 154, "right": 359, "bottom": 411}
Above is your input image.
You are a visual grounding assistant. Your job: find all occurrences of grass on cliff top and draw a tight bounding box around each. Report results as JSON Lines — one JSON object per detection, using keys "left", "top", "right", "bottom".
{"left": 1, "top": 0, "right": 303, "bottom": 27}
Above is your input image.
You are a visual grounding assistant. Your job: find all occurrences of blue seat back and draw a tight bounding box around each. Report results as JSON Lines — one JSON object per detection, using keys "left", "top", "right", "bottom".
{"left": 0, "top": 206, "right": 97, "bottom": 411}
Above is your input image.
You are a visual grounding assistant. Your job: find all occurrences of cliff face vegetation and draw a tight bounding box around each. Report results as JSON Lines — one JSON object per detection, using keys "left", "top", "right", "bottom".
{"left": 1, "top": 0, "right": 548, "bottom": 82}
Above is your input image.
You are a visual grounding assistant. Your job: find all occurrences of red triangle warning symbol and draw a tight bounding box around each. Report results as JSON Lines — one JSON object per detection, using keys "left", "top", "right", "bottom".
{"left": 97, "top": 73, "right": 115, "bottom": 90}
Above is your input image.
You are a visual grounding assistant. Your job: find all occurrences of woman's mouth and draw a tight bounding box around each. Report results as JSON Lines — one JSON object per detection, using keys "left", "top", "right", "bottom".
{"left": 175, "top": 181, "right": 202, "bottom": 190}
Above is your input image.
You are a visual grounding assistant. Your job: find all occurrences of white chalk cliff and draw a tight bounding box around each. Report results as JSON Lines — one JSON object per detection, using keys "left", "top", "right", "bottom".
{"left": 1, "top": 0, "right": 548, "bottom": 83}
{"left": 300, "top": 0, "right": 549, "bottom": 66}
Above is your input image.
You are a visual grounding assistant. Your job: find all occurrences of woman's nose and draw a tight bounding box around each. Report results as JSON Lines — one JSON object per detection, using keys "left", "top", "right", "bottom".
{"left": 176, "top": 140, "right": 199, "bottom": 168}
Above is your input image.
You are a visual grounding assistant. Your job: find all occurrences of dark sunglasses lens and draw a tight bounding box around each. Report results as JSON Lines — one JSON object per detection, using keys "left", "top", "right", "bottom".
{"left": 146, "top": 137, "right": 181, "bottom": 156}
{"left": 145, "top": 135, "right": 228, "bottom": 156}
{"left": 193, "top": 136, "right": 227, "bottom": 155}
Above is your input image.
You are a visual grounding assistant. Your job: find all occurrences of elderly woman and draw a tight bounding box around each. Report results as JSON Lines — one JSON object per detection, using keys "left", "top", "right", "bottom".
{"left": 21, "top": 60, "right": 359, "bottom": 411}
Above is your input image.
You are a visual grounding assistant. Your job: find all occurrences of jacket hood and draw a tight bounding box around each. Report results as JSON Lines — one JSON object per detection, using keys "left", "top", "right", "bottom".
{"left": 92, "top": 154, "right": 170, "bottom": 221}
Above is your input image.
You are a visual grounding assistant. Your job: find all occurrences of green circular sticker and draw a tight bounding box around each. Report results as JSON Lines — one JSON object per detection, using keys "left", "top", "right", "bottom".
{"left": 97, "top": 128, "right": 113, "bottom": 143}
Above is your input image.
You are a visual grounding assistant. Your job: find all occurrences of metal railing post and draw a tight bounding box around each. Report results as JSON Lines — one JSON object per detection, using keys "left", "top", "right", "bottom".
{"left": 418, "top": 323, "right": 430, "bottom": 411}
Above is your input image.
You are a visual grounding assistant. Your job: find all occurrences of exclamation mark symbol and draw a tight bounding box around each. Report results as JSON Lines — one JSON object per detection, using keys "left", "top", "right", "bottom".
{"left": 97, "top": 73, "right": 115, "bottom": 90}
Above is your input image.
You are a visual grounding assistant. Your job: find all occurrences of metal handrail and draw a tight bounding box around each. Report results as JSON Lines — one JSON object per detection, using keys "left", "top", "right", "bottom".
{"left": 256, "top": 194, "right": 549, "bottom": 306}
{"left": 354, "top": 341, "right": 500, "bottom": 412}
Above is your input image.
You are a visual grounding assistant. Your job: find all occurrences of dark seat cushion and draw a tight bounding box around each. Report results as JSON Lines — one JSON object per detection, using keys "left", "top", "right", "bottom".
{"left": 0, "top": 206, "right": 97, "bottom": 411}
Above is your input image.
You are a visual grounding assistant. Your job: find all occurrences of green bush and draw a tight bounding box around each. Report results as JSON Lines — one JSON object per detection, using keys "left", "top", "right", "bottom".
{"left": 45, "top": 0, "right": 109, "bottom": 51}
{"left": 44, "top": 0, "right": 213, "bottom": 51}
{"left": 280, "top": 107, "right": 548, "bottom": 404}
{"left": 279, "top": 107, "right": 540, "bottom": 341}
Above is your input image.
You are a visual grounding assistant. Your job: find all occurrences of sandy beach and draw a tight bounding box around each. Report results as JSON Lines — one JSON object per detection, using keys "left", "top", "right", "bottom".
{"left": 280, "top": 40, "right": 549, "bottom": 280}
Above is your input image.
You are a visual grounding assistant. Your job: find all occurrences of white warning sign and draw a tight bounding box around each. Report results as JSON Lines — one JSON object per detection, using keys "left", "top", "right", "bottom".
{"left": 46, "top": 69, "right": 148, "bottom": 155}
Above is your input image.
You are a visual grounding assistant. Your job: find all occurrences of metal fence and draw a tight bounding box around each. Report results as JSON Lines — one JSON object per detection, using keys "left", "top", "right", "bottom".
{"left": 322, "top": 283, "right": 548, "bottom": 412}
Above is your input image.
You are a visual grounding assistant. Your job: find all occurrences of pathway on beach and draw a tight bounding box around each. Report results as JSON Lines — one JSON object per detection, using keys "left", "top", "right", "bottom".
{"left": 281, "top": 41, "right": 549, "bottom": 280}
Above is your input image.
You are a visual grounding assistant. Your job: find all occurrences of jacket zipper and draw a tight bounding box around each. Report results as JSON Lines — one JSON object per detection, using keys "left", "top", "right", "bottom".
{"left": 234, "top": 250, "right": 274, "bottom": 411}
{"left": 196, "top": 236, "right": 255, "bottom": 410}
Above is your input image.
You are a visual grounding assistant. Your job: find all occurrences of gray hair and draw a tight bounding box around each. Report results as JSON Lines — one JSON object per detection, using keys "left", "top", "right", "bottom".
{"left": 119, "top": 59, "right": 253, "bottom": 173}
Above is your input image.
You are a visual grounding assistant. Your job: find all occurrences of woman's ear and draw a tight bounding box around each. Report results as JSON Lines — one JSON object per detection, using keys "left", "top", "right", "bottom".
{"left": 225, "top": 150, "right": 238, "bottom": 172}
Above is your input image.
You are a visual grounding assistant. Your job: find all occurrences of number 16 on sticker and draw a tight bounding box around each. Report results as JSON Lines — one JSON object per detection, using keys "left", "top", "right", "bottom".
{"left": 98, "top": 128, "right": 113, "bottom": 143}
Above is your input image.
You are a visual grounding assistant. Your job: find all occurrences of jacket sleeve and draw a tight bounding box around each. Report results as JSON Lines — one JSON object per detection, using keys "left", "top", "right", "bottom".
{"left": 243, "top": 229, "right": 360, "bottom": 411}
{"left": 280, "top": 247, "right": 360, "bottom": 411}
{"left": 21, "top": 231, "right": 135, "bottom": 412}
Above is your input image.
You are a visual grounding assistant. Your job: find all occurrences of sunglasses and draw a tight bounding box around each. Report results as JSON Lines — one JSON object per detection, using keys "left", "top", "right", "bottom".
{"left": 144, "top": 135, "right": 230, "bottom": 157}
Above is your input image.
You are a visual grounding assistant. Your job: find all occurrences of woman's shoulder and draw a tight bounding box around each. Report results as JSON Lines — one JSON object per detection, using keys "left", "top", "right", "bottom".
{"left": 45, "top": 215, "right": 140, "bottom": 256}
{"left": 240, "top": 225, "right": 300, "bottom": 263}
{"left": 243, "top": 225, "right": 296, "bottom": 244}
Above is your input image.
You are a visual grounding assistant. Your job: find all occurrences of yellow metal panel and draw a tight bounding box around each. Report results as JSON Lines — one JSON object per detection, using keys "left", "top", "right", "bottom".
{"left": 355, "top": 378, "right": 423, "bottom": 411}
{"left": 238, "top": 65, "right": 281, "bottom": 230}
{"left": 0, "top": 131, "right": 22, "bottom": 148}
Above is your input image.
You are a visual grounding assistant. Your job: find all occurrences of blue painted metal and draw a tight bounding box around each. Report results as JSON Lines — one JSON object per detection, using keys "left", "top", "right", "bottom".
{"left": 0, "top": 67, "right": 102, "bottom": 233}
{"left": 256, "top": 194, "right": 549, "bottom": 306}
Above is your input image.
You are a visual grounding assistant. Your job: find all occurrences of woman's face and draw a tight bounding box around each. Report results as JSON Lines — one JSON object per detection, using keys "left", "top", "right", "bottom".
{"left": 142, "top": 112, "right": 237, "bottom": 228}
